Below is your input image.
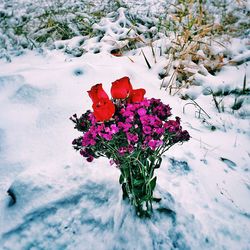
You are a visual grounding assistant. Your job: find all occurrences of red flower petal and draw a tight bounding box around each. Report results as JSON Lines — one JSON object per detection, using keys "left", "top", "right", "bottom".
{"left": 88, "top": 84, "right": 109, "bottom": 104}
{"left": 92, "top": 98, "right": 115, "bottom": 122}
{"left": 111, "top": 77, "right": 133, "bottom": 99}
{"left": 129, "top": 88, "right": 146, "bottom": 103}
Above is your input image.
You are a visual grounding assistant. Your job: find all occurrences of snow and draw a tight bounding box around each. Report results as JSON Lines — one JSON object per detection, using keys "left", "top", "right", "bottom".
{"left": 0, "top": 48, "right": 249, "bottom": 249}
{"left": 0, "top": 1, "right": 250, "bottom": 250}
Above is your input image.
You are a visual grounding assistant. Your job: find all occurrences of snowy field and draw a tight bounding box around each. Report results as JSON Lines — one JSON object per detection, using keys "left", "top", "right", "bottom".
{"left": 0, "top": 1, "right": 250, "bottom": 250}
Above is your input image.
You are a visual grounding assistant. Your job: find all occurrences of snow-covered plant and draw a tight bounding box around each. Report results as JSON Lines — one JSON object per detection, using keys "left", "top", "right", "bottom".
{"left": 158, "top": 0, "right": 227, "bottom": 94}
{"left": 71, "top": 76, "right": 190, "bottom": 217}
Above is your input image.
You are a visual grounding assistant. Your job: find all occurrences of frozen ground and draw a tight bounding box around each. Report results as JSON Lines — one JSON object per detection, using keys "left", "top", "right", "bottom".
{"left": 0, "top": 1, "right": 250, "bottom": 250}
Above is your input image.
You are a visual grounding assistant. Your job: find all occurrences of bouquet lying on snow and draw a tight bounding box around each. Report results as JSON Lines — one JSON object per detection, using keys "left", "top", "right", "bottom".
{"left": 71, "top": 77, "right": 190, "bottom": 217}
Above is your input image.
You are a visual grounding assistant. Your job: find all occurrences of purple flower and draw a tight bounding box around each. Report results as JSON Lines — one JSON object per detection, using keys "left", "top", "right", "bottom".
{"left": 118, "top": 147, "right": 127, "bottom": 156}
{"left": 82, "top": 131, "right": 96, "bottom": 146}
{"left": 110, "top": 159, "right": 115, "bottom": 166}
{"left": 101, "top": 133, "right": 113, "bottom": 141}
{"left": 118, "top": 122, "right": 132, "bottom": 132}
{"left": 80, "top": 149, "right": 89, "bottom": 157}
{"left": 143, "top": 125, "right": 152, "bottom": 134}
{"left": 126, "top": 104, "right": 135, "bottom": 110}
{"left": 140, "top": 115, "right": 162, "bottom": 128}
{"left": 96, "top": 124, "right": 105, "bottom": 133}
{"left": 88, "top": 113, "right": 97, "bottom": 125}
{"left": 127, "top": 144, "right": 134, "bottom": 153}
{"left": 110, "top": 124, "right": 119, "bottom": 134}
{"left": 143, "top": 135, "right": 152, "bottom": 145}
{"left": 181, "top": 130, "right": 190, "bottom": 141}
{"left": 122, "top": 110, "right": 134, "bottom": 117}
{"left": 164, "top": 118, "right": 181, "bottom": 133}
{"left": 149, "top": 98, "right": 172, "bottom": 120}
{"left": 80, "top": 149, "right": 94, "bottom": 162}
{"left": 104, "top": 127, "right": 111, "bottom": 133}
{"left": 87, "top": 155, "right": 94, "bottom": 162}
{"left": 173, "top": 130, "right": 190, "bottom": 142}
{"left": 137, "top": 108, "right": 147, "bottom": 116}
{"left": 154, "top": 127, "right": 165, "bottom": 135}
{"left": 127, "top": 132, "right": 139, "bottom": 143}
{"left": 148, "top": 139, "right": 163, "bottom": 150}
{"left": 140, "top": 99, "right": 150, "bottom": 107}
{"left": 151, "top": 117, "right": 162, "bottom": 127}
{"left": 125, "top": 117, "right": 134, "bottom": 123}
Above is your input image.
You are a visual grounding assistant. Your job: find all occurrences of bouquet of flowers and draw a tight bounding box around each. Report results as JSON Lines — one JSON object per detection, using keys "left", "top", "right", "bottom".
{"left": 71, "top": 77, "right": 190, "bottom": 217}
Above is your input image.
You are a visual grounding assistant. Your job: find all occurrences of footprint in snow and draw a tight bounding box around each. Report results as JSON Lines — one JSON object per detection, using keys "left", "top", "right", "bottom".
{"left": 168, "top": 158, "right": 191, "bottom": 175}
{"left": 0, "top": 75, "right": 24, "bottom": 90}
{"left": 10, "top": 84, "right": 51, "bottom": 104}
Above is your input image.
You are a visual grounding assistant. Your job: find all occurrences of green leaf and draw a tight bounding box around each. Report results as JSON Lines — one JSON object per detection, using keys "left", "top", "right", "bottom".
{"left": 154, "top": 157, "right": 162, "bottom": 169}
{"left": 133, "top": 178, "right": 145, "bottom": 187}
{"left": 119, "top": 174, "right": 124, "bottom": 185}
{"left": 133, "top": 188, "right": 143, "bottom": 196}
{"left": 141, "top": 194, "right": 151, "bottom": 202}
{"left": 149, "top": 176, "right": 157, "bottom": 191}
{"left": 149, "top": 155, "right": 155, "bottom": 163}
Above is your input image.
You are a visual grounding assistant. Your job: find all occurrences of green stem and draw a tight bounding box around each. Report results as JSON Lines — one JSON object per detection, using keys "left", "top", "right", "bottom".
{"left": 129, "top": 165, "right": 137, "bottom": 207}
{"left": 121, "top": 167, "right": 132, "bottom": 200}
{"left": 99, "top": 137, "right": 120, "bottom": 161}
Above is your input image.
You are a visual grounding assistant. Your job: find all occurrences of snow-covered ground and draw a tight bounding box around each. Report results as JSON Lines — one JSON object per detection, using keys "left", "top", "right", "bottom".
{"left": 0, "top": 1, "right": 250, "bottom": 250}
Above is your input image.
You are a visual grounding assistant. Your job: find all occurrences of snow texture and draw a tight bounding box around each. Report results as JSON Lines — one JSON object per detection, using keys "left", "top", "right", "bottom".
{"left": 0, "top": 47, "right": 249, "bottom": 249}
{"left": 0, "top": 1, "right": 250, "bottom": 250}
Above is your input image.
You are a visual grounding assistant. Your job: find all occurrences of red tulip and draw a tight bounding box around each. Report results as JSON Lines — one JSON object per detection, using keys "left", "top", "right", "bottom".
{"left": 92, "top": 98, "right": 115, "bottom": 122}
{"left": 88, "top": 84, "right": 109, "bottom": 104}
{"left": 129, "top": 88, "right": 146, "bottom": 103}
{"left": 111, "top": 77, "right": 133, "bottom": 99}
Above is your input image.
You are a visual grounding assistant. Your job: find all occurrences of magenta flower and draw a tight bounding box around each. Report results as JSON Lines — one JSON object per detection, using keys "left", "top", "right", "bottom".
{"left": 127, "top": 132, "right": 139, "bottom": 143}
{"left": 164, "top": 118, "right": 181, "bottom": 133}
{"left": 101, "top": 133, "right": 113, "bottom": 141}
{"left": 148, "top": 139, "right": 163, "bottom": 150}
{"left": 88, "top": 113, "right": 97, "bottom": 125}
{"left": 110, "top": 124, "right": 119, "bottom": 134}
{"left": 96, "top": 124, "right": 105, "bottom": 133}
{"left": 127, "top": 144, "right": 134, "bottom": 153}
{"left": 118, "top": 122, "right": 132, "bottom": 132}
{"left": 154, "top": 127, "right": 165, "bottom": 135}
{"left": 87, "top": 155, "right": 94, "bottom": 162}
{"left": 82, "top": 130, "right": 96, "bottom": 146}
{"left": 125, "top": 117, "right": 134, "bottom": 123}
{"left": 140, "top": 99, "right": 150, "bottom": 107}
{"left": 122, "top": 109, "right": 134, "bottom": 117}
{"left": 118, "top": 147, "right": 127, "bottom": 156}
{"left": 143, "top": 125, "right": 152, "bottom": 134}
{"left": 137, "top": 108, "right": 147, "bottom": 116}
